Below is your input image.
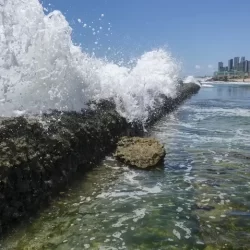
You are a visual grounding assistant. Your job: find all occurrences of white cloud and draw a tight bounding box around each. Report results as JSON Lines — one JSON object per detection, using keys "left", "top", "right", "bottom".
{"left": 195, "top": 65, "right": 201, "bottom": 69}
{"left": 208, "top": 64, "right": 213, "bottom": 69}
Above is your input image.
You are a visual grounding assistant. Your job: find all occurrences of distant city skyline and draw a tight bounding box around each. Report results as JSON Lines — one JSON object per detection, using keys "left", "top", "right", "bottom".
{"left": 215, "top": 56, "right": 250, "bottom": 78}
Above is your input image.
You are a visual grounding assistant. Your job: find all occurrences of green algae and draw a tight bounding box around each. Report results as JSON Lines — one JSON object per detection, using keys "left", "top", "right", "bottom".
{"left": 1, "top": 84, "right": 250, "bottom": 250}
{"left": 192, "top": 159, "right": 250, "bottom": 250}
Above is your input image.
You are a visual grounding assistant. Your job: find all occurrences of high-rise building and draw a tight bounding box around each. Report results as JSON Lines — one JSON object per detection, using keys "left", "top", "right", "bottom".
{"left": 239, "top": 61, "right": 244, "bottom": 72}
{"left": 240, "top": 57, "right": 246, "bottom": 72}
{"left": 218, "top": 62, "right": 223, "bottom": 71}
{"left": 242, "top": 60, "right": 246, "bottom": 72}
{"left": 245, "top": 60, "right": 249, "bottom": 73}
{"left": 228, "top": 59, "right": 233, "bottom": 71}
{"left": 241, "top": 56, "right": 245, "bottom": 62}
{"left": 215, "top": 57, "right": 249, "bottom": 76}
{"left": 234, "top": 57, "right": 240, "bottom": 70}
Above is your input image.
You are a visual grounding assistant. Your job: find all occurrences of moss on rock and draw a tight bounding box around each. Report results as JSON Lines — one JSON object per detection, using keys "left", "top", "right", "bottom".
{"left": 115, "top": 137, "right": 166, "bottom": 169}
{"left": 0, "top": 83, "right": 200, "bottom": 235}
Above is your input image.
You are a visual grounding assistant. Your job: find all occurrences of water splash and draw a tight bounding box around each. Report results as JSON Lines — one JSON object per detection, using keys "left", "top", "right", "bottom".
{"left": 0, "top": 0, "right": 180, "bottom": 121}
{"left": 183, "top": 75, "right": 201, "bottom": 86}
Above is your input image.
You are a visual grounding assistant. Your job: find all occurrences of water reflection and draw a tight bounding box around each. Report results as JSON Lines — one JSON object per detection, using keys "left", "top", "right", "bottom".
{"left": 215, "top": 84, "right": 250, "bottom": 99}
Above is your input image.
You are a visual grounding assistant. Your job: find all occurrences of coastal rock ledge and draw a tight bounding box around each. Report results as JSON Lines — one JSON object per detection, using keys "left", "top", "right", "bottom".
{"left": 0, "top": 82, "right": 200, "bottom": 235}
{"left": 115, "top": 137, "right": 166, "bottom": 169}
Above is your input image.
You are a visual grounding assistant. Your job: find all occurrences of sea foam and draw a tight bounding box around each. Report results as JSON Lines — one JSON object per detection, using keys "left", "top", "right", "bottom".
{"left": 0, "top": 0, "right": 180, "bottom": 121}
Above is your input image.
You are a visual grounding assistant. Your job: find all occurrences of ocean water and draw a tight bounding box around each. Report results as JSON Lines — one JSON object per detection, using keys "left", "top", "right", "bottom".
{"left": 1, "top": 84, "right": 250, "bottom": 250}
{"left": 0, "top": 0, "right": 183, "bottom": 122}
{"left": 1, "top": 1, "right": 250, "bottom": 249}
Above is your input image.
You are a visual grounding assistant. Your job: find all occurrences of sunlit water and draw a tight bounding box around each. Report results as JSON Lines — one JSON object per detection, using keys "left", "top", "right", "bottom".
{"left": 1, "top": 83, "right": 250, "bottom": 250}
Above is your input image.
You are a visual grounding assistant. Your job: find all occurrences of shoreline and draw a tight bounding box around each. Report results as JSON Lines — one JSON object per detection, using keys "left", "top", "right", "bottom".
{"left": 231, "top": 78, "right": 250, "bottom": 83}
{"left": 203, "top": 77, "right": 250, "bottom": 84}
{"left": 203, "top": 80, "right": 250, "bottom": 85}
{"left": 0, "top": 83, "right": 200, "bottom": 236}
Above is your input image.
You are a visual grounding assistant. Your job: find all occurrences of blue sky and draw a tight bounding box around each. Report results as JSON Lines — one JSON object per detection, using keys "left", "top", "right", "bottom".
{"left": 41, "top": 0, "right": 250, "bottom": 76}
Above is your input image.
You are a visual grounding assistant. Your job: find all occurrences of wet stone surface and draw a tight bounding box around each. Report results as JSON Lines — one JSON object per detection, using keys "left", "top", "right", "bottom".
{"left": 115, "top": 137, "right": 166, "bottom": 169}
{"left": 1, "top": 84, "right": 250, "bottom": 250}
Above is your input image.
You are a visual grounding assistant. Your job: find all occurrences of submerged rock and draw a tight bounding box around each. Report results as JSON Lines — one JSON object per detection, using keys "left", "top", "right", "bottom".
{"left": 115, "top": 137, "right": 166, "bottom": 169}
{"left": 194, "top": 203, "right": 215, "bottom": 211}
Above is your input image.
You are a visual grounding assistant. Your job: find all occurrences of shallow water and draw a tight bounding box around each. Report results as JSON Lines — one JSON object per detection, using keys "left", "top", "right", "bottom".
{"left": 1, "top": 83, "right": 250, "bottom": 250}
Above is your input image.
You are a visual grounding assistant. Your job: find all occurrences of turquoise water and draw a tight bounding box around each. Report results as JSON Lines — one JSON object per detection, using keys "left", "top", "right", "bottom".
{"left": 1, "top": 84, "right": 250, "bottom": 250}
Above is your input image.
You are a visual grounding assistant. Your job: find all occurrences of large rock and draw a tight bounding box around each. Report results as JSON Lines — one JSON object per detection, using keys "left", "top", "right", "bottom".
{"left": 115, "top": 137, "right": 166, "bottom": 169}
{"left": 0, "top": 102, "right": 137, "bottom": 235}
{"left": 145, "top": 82, "right": 200, "bottom": 127}
{"left": 0, "top": 82, "right": 200, "bottom": 235}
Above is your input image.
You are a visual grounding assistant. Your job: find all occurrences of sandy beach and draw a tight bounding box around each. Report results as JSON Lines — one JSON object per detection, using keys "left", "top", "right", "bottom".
{"left": 203, "top": 78, "right": 250, "bottom": 85}
{"left": 231, "top": 78, "right": 250, "bottom": 83}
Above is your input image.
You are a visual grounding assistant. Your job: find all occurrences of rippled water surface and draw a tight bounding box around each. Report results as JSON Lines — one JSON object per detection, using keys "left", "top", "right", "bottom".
{"left": 1, "top": 84, "right": 250, "bottom": 250}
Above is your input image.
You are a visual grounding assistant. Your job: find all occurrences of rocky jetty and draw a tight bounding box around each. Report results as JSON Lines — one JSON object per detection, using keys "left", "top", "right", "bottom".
{"left": 115, "top": 137, "right": 165, "bottom": 169}
{"left": 0, "top": 82, "right": 200, "bottom": 235}
{"left": 0, "top": 102, "right": 135, "bottom": 234}
{"left": 145, "top": 82, "right": 200, "bottom": 126}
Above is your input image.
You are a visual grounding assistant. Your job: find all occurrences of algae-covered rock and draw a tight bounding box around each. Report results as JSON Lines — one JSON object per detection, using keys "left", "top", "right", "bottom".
{"left": 115, "top": 137, "right": 166, "bottom": 169}
{"left": 0, "top": 83, "right": 200, "bottom": 236}
{"left": 0, "top": 102, "right": 132, "bottom": 235}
